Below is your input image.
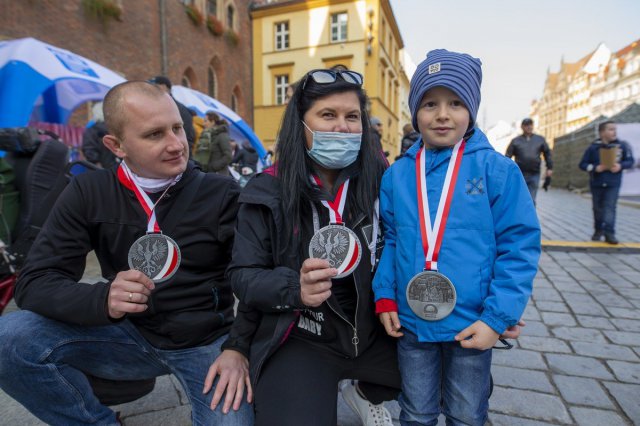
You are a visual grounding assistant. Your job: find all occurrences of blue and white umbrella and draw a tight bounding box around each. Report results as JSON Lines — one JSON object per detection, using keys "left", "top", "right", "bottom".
{"left": 0, "top": 37, "right": 126, "bottom": 127}
{"left": 171, "top": 85, "right": 267, "bottom": 162}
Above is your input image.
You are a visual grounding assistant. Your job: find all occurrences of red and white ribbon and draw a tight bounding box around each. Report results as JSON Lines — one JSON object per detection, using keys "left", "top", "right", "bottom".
{"left": 416, "top": 140, "right": 466, "bottom": 271}
{"left": 311, "top": 175, "right": 350, "bottom": 224}
{"left": 118, "top": 163, "right": 162, "bottom": 233}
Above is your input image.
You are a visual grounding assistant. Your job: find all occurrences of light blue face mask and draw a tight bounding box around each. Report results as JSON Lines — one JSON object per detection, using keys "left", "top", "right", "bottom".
{"left": 302, "top": 121, "right": 362, "bottom": 170}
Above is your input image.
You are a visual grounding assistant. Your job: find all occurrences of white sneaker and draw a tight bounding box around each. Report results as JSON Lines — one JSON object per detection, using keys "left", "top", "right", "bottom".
{"left": 340, "top": 380, "right": 394, "bottom": 426}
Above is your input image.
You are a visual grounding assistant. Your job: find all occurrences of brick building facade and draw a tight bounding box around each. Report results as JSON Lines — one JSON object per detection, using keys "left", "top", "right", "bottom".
{"left": 0, "top": 0, "right": 253, "bottom": 125}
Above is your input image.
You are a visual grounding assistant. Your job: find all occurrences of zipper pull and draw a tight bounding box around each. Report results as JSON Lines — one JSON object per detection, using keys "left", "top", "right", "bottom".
{"left": 351, "top": 328, "right": 359, "bottom": 346}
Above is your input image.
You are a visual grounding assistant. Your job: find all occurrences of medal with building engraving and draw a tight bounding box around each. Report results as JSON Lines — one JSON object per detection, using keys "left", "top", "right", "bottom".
{"left": 406, "top": 270, "right": 456, "bottom": 321}
{"left": 309, "top": 224, "right": 362, "bottom": 279}
{"left": 128, "top": 233, "right": 181, "bottom": 283}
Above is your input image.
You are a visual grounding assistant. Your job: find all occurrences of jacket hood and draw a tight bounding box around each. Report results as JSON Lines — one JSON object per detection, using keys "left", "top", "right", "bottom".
{"left": 404, "top": 127, "right": 495, "bottom": 161}
{"left": 210, "top": 124, "right": 229, "bottom": 135}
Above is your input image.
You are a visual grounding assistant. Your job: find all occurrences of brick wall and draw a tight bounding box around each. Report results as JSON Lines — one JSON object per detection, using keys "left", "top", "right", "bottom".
{"left": 0, "top": 0, "right": 253, "bottom": 125}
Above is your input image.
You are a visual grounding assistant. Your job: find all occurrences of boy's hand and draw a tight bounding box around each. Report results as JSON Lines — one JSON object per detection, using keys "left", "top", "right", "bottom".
{"left": 500, "top": 319, "right": 526, "bottom": 339}
{"left": 379, "top": 311, "right": 404, "bottom": 338}
{"left": 455, "top": 320, "right": 500, "bottom": 350}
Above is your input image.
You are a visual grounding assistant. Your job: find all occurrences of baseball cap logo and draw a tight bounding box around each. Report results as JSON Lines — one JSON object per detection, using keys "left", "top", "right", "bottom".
{"left": 428, "top": 63, "right": 441, "bottom": 74}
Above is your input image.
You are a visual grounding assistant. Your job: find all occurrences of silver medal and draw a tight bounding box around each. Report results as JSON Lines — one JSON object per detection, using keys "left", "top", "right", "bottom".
{"left": 308, "top": 224, "right": 362, "bottom": 278}
{"left": 128, "top": 233, "right": 181, "bottom": 283}
{"left": 406, "top": 270, "right": 456, "bottom": 321}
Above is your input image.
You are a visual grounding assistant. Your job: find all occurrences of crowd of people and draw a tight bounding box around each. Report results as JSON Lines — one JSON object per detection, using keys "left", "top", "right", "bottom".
{"left": 0, "top": 46, "right": 634, "bottom": 426}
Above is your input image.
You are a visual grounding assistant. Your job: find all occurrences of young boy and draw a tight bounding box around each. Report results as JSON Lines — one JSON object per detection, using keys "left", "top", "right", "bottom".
{"left": 372, "top": 49, "right": 540, "bottom": 425}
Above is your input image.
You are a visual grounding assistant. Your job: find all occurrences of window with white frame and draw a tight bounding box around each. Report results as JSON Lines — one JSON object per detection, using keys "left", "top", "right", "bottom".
{"left": 275, "top": 21, "right": 289, "bottom": 50}
{"left": 330, "top": 12, "right": 347, "bottom": 43}
{"left": 275, "top": 74, "right": 289, "bottom": 105}
{"left": 207, "top": 0, "right": 217, "bottom": 16}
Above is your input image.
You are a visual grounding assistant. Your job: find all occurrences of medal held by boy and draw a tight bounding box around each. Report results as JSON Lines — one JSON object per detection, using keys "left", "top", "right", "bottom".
{"left": 308, "top": 176, "right": 362, "bottom": 278}
{"left": 406, "top": 139, "right": 466, "bottom": 320}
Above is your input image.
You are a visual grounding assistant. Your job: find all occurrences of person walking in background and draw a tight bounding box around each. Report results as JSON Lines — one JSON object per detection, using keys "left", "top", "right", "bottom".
{"left": 195, "top": 111, "right": 233, "bottom": 176}
{"left": 232, "top": 140, "right": 259, "bottom": 175}
{"left": 506, "top": 118, "right": 553, "bottom": 204}
{"left": 373, "top": 49, "right": 539, "bottom": 425}
{"left": 579, "top": 120, "right": 635, "bottom": 244}
{"left": 148, "top": 75, "right": 196, "bottom": 154}
{"left": 191, "top": 108, "right": 205, "bottom": 144}
{"left": 397, "top": 123, "right": 420, "bottom": 160}
{"left": 81, "top": 102, "right": 118, "bottom": 169}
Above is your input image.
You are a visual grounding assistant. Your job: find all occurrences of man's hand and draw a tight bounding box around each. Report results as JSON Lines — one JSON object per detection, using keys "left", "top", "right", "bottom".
{"left": 595, "top": 164, "right": 607, "bottom": 173}
{"left": 610, "top": 163, "right": 622, "bottom": 173}
{"left": 455, "top": 320, "right": 500, "bottom": 350}
{"left": 379, "top": 311, "right": 403, "bottom": 338}
{"left": 203, "top": 350, "right": 252, "bottom": 414}
{"left": 546, "top": 170, "right": 553, "bottom": 177}
{"left": 107, "top": 270, "right": 155, "bottom": 319}
{"left": 299, "top": 258, "right": 337, "bottom": 307}
{"left": 500, "top": 319, "right": 526, "bottom": 339}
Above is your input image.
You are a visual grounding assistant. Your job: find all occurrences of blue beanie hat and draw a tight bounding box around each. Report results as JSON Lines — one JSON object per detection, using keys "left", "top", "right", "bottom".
{"left": 409, "top": 49, "right": 482, "bottom": 132}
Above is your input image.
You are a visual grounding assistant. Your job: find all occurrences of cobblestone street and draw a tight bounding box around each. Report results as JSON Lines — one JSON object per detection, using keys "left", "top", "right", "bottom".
{"left": 1, "top": 188, "right": 639, "bottom": 425}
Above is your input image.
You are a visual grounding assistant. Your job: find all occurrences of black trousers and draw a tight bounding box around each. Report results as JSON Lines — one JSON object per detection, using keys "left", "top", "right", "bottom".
{"left": 254, "top": 334, "right": 400, "bottom": 425}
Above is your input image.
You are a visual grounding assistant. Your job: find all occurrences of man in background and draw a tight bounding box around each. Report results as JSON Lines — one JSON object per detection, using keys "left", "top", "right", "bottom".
{"left": 506, "top": 118, "right": 553, "bottom": 204}
{"left": 149, "top": 75, "right": 196, "bottom": 154}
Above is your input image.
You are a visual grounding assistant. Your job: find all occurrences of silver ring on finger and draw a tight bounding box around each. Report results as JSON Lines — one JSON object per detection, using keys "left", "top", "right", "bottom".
{"left": 128, "top": 292, "right": 133, "bottom": 302}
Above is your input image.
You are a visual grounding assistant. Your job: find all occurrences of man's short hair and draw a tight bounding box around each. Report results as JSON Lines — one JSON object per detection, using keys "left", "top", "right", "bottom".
{"left": 598, "top": 120, "right": 615, "bottom": 133}
{"left": 521, "top": 118, "right": 533, "bottom": 126}
{"left": 205, "top": 111, "right": 220, "bottom": 122}
{"left": 148, "top": 75, "right": 172, "bottom": 89}
{"left": 103, "top": 81, "right": 167, "bottom": 139}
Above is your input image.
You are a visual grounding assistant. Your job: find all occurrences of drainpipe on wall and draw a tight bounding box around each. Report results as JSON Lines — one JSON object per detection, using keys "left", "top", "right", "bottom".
{"left": 159, "top": 0, "right": 168, "bottom": 75}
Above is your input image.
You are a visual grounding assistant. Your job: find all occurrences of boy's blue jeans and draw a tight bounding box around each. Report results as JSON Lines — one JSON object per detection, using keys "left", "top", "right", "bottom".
{"left": 591, "top": 185, "right": 619, "bottom": 233}
{"left": 0, "top": 310, "right": 253, "bottom": 426}
{"left": 397, "top": 330, "right": 492, "bottom": 426}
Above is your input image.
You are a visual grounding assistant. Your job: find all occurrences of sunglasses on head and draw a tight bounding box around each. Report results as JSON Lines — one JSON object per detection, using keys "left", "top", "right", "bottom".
{"left": 301, "top": 69, "right": 364, "bottom": 91}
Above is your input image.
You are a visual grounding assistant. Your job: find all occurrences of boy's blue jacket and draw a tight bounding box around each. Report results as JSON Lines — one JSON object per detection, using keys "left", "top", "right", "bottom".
{"left": 372, "top": 128, "right": 540, "bottom": 341}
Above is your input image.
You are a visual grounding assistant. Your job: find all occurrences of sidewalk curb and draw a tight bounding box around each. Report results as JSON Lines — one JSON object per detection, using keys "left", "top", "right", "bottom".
{"left": 542, "top": 239, "right": 640, "bottom": 253}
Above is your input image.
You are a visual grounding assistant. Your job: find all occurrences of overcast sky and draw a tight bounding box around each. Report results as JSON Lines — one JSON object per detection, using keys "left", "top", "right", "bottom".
{"left": 389, "top": 0, "right": 640, "bottom": 129}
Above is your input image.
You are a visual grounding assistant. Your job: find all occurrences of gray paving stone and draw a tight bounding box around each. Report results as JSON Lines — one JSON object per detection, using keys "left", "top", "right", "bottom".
{"left": 570, "top": 341, "right": 639, "bottom": 361}
{"left": 489, "top": 413, "right": 554, "bottom": 426}
{"left": 491, "top": 349, "right": 547, "bottom": 370}
{"left": 489, "top": 387, "right": 571, "bottom": 424}
{"left": 595, "top": 293, "right": 635, "bottom": 308}
{"left": 535, "top": 300, "right": 569, "bottom": 313}
{"left": 533, "top": 278, "right": 552, "bottom": 288}
{"left": 546, "top": 354, "right": 614, "bottom": 380}
{"left": 532, "top": 288, "right": 563, "bottom": 302}
{"left": 569, "top": 407, "right": 628, "bottom": 426}
{"left": 605, "top": 330, "right": 640, "bottom": 346}
{"left": 617, "top": 288, "right": 640, "bottom": 301}
{"left": 576, "top": 315, "right": 616, "bottom": 330}
{"left": 517, "top": 320, "right": 549, "bottom": 337}
{"left": 0, "top": 391, "right": 44, "bottom": 426}
{"left": 122, "top": 405, "right": 191, "bottom": 426}
{"left": 606, "top": 306, "right": 640, "bottom": 320}
{"left": 551, "top": 326, "right": 606, "bottom": 343}
{"left": 540, "top": 312, "right": 576, "bottom": 327}
{"left": 611, "top": 318, "right": 640, "bottom": 332}
{"left": 602, "top": 382, "right": 640, "bottom": 424}
{"left": 565, "top": 268, "right": 600, "bottom": 281}
{"left": 567, "top": 300, "right": 609, "bottom": 316}
{"left": 518, "top": 336, "right": 572, "bottom": 353}
{"left": 553, "top": 280, "right": 587, "bottom": 293}
{"left": 607, "top": 360, "right": 640, "bottom": 384}
{"left": 492, "top": 365, "right": 554, "bottom": 393}
{"left": 552, "top": 375, "right": 614, "bottom": 408}
{"left": 522, "top": 304, "right": 541, "bottom": 321}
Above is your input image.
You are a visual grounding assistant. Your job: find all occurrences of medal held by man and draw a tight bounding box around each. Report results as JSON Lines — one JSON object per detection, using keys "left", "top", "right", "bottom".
{"left": 406, "top": 140, "right": 465, "bottom": 321}
{"left": 308, "top": 177, "right": 362, "bottom": 278}
{"left": 118, "top": 163, "right": 181, "bottom": 283}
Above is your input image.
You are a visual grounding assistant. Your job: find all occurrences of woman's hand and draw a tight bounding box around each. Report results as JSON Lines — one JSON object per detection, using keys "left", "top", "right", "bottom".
{"left": 299, "top": 258, "right": 337, "bottom": 307}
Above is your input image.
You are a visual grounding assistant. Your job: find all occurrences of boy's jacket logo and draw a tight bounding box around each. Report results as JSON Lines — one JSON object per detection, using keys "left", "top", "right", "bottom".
{"left": 428, "top": 63, "right": 441, "bottom": 74}
{"left": 465, "top": 178, "right": 484, "bottom": 195}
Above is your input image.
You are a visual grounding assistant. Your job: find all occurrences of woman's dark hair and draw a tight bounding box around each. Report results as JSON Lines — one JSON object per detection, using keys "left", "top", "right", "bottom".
{"left": 275, "top": 72, "right": 386, "bottom": 249}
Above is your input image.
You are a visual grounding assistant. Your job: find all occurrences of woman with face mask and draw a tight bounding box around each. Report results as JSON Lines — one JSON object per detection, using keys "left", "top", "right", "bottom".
{"left": 225, "top": 69, "right": 400, "bottom": 424}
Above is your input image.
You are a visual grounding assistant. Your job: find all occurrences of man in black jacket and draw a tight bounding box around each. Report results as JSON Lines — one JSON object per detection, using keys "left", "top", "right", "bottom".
{"left": 0, "top": 82, "right": 252, "bottom": 425}
{"left": 506, "top": 118, "right": 553, "bottom": 204}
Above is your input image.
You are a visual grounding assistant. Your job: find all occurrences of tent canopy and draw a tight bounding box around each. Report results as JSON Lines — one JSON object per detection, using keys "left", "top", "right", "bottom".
{"left": 0, "top": 37, "right": 126, "bottom": 127}
{"left": 171, "top": 85, "right": 267, "bottom": 160}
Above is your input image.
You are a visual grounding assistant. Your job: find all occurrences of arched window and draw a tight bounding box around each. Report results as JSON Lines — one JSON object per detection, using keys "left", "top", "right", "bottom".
{"left": 227, "top": 4, "right": 234, "bottom": 29}
{"left": 181, "top": 75, "right": 191, "bottom": 88}
{"left": 208, "top": 67, "right": 217, "bottom": 98}
{"left": 231, "top": 93, "right": 238, "bottom": 112}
